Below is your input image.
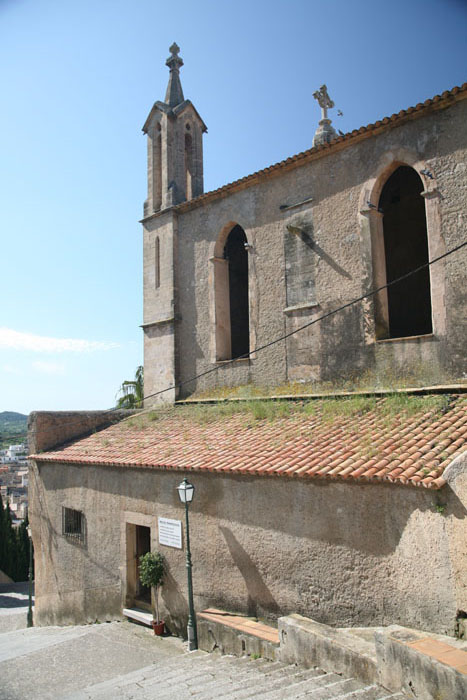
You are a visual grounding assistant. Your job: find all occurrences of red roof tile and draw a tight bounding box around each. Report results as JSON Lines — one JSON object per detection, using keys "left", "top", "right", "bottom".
{"left": 30, "top": 394, "right": 467, "bottom": 490}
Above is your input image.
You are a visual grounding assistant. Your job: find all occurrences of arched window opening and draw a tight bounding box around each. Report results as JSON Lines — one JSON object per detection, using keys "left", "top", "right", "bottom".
{"left": 378, "top": 166, "right": 432, "bottom": 339}
{"left": 155, "top": 236, "right": 160, "bottom": 289}
{"left": 184, "top": 131, "right": 193, "bottom": 200}
{"left": 224, "top": 225, "right": 250, "bottom": 359}
{"left": 153, "top": 127, "right": 162, "bottom": 211}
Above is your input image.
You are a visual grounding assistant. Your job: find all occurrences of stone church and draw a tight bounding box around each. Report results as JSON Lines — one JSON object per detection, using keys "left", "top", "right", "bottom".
{"left": 28, "top": 46, "right": 466, "bottom": 641}
{"left": 142, "top": 43, "right": 466, "bottom": 404}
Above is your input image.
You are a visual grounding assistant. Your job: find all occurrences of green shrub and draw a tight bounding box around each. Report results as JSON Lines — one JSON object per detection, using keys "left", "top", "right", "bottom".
{"left": 139, "top": 551, "right": 165, "bottom": 622}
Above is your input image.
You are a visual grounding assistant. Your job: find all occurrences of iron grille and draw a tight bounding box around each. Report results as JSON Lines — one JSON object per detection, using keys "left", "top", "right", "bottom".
{"left": 62, "top": 507, "right": 85, "bottom": 543}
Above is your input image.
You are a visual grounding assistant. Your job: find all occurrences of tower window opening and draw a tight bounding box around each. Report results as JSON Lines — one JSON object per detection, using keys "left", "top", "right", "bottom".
{"left": 154, "top": 129, "right": 162, "bottom": 211}
{"left": 378, "top": 166, "right": 432, "bottom": 339}
{"left": 224, "top": 225, "right": 250, "bottom": 359}
{"left": 185, "top": 132, "right": 193, "bottom": 200}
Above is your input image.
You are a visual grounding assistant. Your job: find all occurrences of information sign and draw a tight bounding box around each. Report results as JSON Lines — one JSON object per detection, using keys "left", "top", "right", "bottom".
{"left": 158, "top": 517, "right": 182, "bottom": 549}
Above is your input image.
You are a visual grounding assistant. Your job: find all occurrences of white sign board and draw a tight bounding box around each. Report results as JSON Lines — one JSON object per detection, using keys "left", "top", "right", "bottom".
{"left": 158, "top": 517, "right": 182, "bottom": 549}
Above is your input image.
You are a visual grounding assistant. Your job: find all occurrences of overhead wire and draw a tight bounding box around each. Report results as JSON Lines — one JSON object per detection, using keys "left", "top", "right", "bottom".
{"left": 143, "top": 239, "right": 467, "bottom": 400}
{"left": 27, "top": 238, "right": 467, "bottom": 441}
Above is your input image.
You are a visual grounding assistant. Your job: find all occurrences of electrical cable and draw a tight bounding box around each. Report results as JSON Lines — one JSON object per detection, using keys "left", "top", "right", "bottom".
{"left": 143, "top": 239, "right": 467, "bottom": 400}
{"left": 27, "top": 238, "right": 467, "bottom": 441}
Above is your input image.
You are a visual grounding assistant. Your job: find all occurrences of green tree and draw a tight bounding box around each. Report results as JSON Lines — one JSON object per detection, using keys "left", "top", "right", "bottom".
{"left": 1, "top": 500, "right": 16, "bottom": 579}
{"left": 115, "top": 365, "right": 144, "bottom": 409}
{"left": 15, "top": 516, "right": 32, "bottom": 582}
{"left": 0, "top": 495, "right": 32, "bottom": 582}
{"left": 0, "top": 493, "right": 6, "bottom": 573}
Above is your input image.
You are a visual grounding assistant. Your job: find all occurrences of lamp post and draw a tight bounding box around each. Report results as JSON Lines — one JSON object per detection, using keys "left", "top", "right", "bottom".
{"left": 26, "top": 525, "right": 33, "bottom": 628}
{"left": 176, "top": 477, "right": 197, "bottom": 650}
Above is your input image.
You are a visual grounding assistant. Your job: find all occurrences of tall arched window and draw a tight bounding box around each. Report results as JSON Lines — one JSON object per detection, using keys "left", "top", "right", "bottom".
{"left": 224, "top": 225, "right": 250, "bottom": 359}
{"left": 153, "top": 125, "right": 162, "bottom": 211}
{"left": 378, "top": 166, "right": 432, "bottom": 339}
{"left": 212, "top": 224, "right": 250, "bottom": 361}
{"left": 185, "top": 130, "right": 193, "bottom": 200}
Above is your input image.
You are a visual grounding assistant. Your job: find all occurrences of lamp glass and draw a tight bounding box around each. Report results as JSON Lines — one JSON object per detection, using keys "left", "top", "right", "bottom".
{"left": 177, "top": 479, "right": 194, "bottom": 504}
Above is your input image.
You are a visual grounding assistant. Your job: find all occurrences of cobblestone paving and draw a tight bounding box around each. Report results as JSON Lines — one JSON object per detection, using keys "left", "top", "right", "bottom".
{"left": 0, "top": 621, "right": 407, "bottom": 700}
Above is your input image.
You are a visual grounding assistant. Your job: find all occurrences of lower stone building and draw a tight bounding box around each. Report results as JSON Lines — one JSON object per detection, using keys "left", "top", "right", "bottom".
{"left": 29, "top": 391, "right": 466, "bottom": 637}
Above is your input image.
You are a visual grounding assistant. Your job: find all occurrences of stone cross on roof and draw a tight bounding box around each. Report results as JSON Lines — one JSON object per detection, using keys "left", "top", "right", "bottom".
{"left": 313, "top": 85, "right": 335, "bottom": 121}
{"left": 165, "top": 42, "right": 185, "bottom": 107}
{"left": 312, "top": 84, "right": 337, "bottom": 147}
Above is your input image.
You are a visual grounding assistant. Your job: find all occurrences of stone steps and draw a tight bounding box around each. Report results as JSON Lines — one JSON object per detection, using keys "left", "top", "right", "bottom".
{"left": 66, "top": 651, "right": 407, "bottom": 700}
{"left": 0, "top": 621, "right": 409, "bottom": 699}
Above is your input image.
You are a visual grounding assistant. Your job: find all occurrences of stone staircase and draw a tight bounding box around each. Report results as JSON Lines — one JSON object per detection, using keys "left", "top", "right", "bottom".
{"left": 67, "top": 649, "right": 407, "bottom": 699}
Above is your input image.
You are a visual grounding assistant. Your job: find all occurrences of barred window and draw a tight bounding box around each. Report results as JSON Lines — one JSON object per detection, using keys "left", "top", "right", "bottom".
{"left": 62, "top": 507, "right": 85, "bottom": 543}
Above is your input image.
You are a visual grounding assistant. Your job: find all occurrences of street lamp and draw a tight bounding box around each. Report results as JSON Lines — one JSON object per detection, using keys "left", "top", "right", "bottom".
{"left": 26, "top": 525, "right": 33, "bottom": 628}
{"left": 176, "top": 477, "right": 197, "bottom": 650}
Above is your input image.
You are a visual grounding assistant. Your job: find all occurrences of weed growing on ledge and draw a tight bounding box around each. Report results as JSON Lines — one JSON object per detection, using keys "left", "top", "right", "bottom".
{"left": 121, "top": 393, "right": 463, "bottom": 429}
{"left": 188, "top": 365, "right": 464, "bottom": 402}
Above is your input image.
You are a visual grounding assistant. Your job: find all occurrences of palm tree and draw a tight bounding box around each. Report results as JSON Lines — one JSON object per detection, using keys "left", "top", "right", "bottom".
{"left": 116, "top": 365, "right": 144, "bottom": 408}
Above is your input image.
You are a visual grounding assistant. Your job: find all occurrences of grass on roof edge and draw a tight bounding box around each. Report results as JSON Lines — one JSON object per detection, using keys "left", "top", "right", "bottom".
{"left": 123, "top": 393, "right": 464, "bottom": 429}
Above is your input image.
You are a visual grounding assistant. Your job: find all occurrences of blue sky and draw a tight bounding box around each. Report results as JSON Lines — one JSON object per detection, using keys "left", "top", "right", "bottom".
{"left": 1, "top": 0, "right": 466, "bottom": 415}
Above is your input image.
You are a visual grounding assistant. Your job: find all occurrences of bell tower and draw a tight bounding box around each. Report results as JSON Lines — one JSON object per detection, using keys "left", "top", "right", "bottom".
{"left": 143, "top": 43, "right": 207, "bottom": 215}
{"left": 142, "top": 45, "right": 207, "bottom": 405}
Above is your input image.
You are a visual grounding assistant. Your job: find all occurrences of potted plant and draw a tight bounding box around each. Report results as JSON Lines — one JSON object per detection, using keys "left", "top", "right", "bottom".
{"left": 139, "top": 551, "right": 165, "bottom": 635}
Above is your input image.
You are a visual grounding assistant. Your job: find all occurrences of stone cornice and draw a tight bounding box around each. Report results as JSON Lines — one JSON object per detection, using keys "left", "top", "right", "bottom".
{"left": 140, "top": 314, "right": 181, "bottom": 329}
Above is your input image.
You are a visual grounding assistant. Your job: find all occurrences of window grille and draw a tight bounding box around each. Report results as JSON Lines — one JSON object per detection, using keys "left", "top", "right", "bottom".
{"left": 62, "top": 507, "right": 85, "bottom": 543}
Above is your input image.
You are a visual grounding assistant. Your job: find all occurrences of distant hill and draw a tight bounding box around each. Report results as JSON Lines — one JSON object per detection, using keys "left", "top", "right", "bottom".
{"left": 0, "top": 412, "right": 28, "bottom": 448}
{"left": 0, "top": 412, "right": 27, "bottom": 424}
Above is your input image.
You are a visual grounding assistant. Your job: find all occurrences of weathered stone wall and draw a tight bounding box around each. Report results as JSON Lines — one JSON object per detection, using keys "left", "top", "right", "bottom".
{"left": 29, "top": 461, "right": 466, "bottom": 637}
{"left": 143, "top": 97, "right": 467, "bottom": 401}
{"left": 143, "top": 210, "right": 178, "bottom": 403}
{"left": 28, "top": 410, "right": 134, "bottom": 454}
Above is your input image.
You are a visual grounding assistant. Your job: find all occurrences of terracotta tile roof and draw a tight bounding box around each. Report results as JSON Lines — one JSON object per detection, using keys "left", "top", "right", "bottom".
{"left": 143, "top": 83, "right": 467, "bottom": 217}
{"left": 31, "top": 394, "right": 467, "bottom": 490}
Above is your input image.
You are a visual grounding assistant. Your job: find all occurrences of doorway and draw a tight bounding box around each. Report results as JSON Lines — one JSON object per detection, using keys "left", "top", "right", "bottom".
{"left": 126, "top": 523, "right": 151, "bottom": 607}
{"left": 135, "top": 525, "right": 151, "bottom": 603}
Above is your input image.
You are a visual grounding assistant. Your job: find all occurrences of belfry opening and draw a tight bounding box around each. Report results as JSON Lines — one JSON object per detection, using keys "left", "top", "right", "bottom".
{"left": 185, "top": 130, "right": 193, "bottom": 200}
{"left": 224, "top": 225, "right": 250, "bottom": 359}
{"left": 379, "top": 166, "right": 432, "bottom": 339}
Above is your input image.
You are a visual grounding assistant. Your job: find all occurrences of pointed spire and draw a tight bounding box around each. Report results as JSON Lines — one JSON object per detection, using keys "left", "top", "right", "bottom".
{"left": 165, "top": 42, "right": 185, "bottom": 107}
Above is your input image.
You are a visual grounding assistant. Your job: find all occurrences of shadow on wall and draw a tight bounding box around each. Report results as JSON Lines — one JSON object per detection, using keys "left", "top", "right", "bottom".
{"left": 219, "top": 525, "right": 280, "bottom": 618}
{"left": 162, "top": 567, "right": 188, "bottom": 637}
{"left": 434, "top": 487, "right": 466, "bottom": 520}
{"left": 287, "top": 223, "right": 352, "bottom": 280}
{"left": 36, "top": 465, "right": 467, "bottom": 558}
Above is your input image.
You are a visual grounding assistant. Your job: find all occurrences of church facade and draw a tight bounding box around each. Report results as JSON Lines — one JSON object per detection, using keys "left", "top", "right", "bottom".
{"left": 28, "top": 48, "right": 467, "bottom": 639}
{"left": 142, "top": 45, "right": 466, "bottom": 404}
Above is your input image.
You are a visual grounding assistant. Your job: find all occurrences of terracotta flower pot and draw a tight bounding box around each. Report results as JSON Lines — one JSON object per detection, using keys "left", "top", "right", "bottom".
{"left": 152, "top": 620, "right": 165, "bottom": 636}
